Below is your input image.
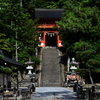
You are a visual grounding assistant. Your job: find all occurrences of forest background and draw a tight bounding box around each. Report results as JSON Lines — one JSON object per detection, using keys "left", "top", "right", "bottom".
{"left": 0, "top": 0, "right": 100, "bottom": 83}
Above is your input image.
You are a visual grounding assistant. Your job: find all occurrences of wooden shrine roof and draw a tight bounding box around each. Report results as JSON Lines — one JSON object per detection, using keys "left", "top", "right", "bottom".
{"left": 35, "top": 8, "right": 63, "bottom": 18}
{"left": 0, "top": 52, "right": 26, "bottom": 68}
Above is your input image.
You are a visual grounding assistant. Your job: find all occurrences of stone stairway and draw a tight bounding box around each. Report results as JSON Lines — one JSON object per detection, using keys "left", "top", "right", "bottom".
{"left": 41, "top": 47, "right": 61, "bottom": 87}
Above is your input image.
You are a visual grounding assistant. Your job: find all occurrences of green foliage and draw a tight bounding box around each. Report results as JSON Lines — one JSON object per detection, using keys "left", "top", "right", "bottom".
{"left": 4, "top": 67, "right": 12, "bottom": 73}
{"left": 11, "top": 66, "right": 17, "bottom": 75}
{"left": 0, "top": 0, "right": 40, "bottom": 66}
{"left": 18, "top": 18, "right": 40, "bottom": 63}
{"left": 0, "top": 54, "right": 4, "bottom": 59}
{"left": 33, "top": 0, "right": 49, "bottom": 8}
{"left": 11, "top": 66, "right": 17, "bottom": 71}
{"left": 0, "top": 66, "right": 5, "bottom": 72}
{"left": 33, "top": 0, "right": 66, "bottom": 8}
{"left": 57, "top": 0, "right": 100, "bottom": 33}
{"left": 73, "top": 40, "right": 100, "bottom": 69}
{"left": 56, "top": 0, "right": 100, "bottom": 78}
{"left": 0, "top": 33, "right": 11, "bottom": 52}
{"left": 0, "top": 65, "right": 12, "bottom": 74}
{"left": 46, "top": 1, "right": 58, "bottom": 8}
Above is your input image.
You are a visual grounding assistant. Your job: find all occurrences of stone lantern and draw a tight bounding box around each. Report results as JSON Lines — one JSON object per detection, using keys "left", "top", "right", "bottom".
{"left": 25, "top": 58, "right": 34, "bottom": 74}
{"left": 70, "top": 58, "right": 78, "bottom": 72}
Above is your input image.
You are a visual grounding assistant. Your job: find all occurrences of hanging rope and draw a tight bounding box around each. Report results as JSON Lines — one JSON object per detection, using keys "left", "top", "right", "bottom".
{"left": 45, "top": 31, "right": 58, "bottom": 37}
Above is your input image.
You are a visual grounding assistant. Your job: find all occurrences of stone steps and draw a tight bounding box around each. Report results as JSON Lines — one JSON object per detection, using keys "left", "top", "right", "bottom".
{"left": 41, "top": 47, "right": 61, "bottom": 87}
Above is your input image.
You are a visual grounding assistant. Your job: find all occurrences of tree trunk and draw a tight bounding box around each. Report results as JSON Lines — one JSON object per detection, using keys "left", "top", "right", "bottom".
{"left": 88, "top": 68, "right": 94, "bottom": 85}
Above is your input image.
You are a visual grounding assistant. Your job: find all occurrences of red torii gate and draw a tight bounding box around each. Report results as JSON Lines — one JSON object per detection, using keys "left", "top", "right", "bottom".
{"left": 38, "top": 31, "right": 63, "bottom": 47}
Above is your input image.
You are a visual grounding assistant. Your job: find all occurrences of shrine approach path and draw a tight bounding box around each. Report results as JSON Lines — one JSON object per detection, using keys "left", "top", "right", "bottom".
{"left": 26, "top": 87, "right": 84, "bottom": 100}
